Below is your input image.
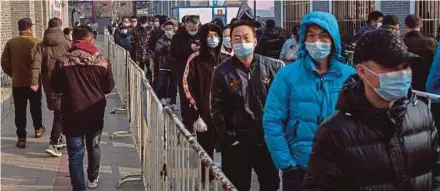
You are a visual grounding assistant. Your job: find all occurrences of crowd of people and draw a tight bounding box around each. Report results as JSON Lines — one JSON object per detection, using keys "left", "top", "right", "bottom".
{"left": 1, "top": 9, "right": 440, "bottom": 191}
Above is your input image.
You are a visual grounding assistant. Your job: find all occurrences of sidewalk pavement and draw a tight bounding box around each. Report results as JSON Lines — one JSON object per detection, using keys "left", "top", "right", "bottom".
{"left": 1, "top": 93, "right": 145, "bottom": 191}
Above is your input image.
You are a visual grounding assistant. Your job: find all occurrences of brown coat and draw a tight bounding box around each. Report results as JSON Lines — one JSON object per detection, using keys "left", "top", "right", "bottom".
{"left": 31, "top": 28, "right": 71, "bottom": 110}
{"left": 1, "top": 32, "right": 39, "bottom": 87}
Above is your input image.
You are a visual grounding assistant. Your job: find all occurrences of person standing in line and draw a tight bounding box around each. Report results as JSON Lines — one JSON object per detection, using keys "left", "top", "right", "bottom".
{"left": 133, "top": 16, "right": 153, "bottom": 78}
{"left": 255, "top": 19, "right": 288, "bottom": 59}
{"left": 155, "top": 21, "right": 178, "bottom": 106}
{"left": 279, "top": 25, "right": 300, "bottom": 63}
{"left": 222, "top": 25, "right": 233, "bottom": 54}
{"left": 1, "top": 18, "right": 45, "bottom": 148}
{"left": 91, "top": 20, "right": 99, "bottom": 39}
{"left": 63, "top": 27, "right": 73, "bottom": 41}
{"left": 354, "top": 11, "right": 384, "bottom": 42}
{"left": 210, "top": 20, "right": 283, "bottom": 191}
{"left": 31, "top": 18, "right": 71, "bottom": 157}
{"left": 183, "top": 23, "right": 231, "bottom": 184}
{"left": 403, "top": 14, "right": 438, "bottom": 92}
{"left": 51, "top": 26, "right": 114, "bottom": 190}
{"left": 148, "top": 15, "right": 169, "bottom": 88}
{"left": 427, "top": 44, "right": 440, "bottom": 132}
{"left": 379, "top": 15, "right": 401, "bottom": 36}
{"left": 302, "top": 28, "right": 440, "bottom": 191}
{"left": 262, "top": 11, "right": 355, "bottom": 190}
{"left": 170, "top": 15, "right": 200, "bottom": 132}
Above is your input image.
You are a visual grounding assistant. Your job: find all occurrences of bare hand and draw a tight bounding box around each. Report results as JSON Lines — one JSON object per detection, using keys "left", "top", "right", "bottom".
{"left": 191, "top": 44, "right": 200, "bottom": 52}
{"left": 30, "top": 85, "right": 39, "bottom": 92}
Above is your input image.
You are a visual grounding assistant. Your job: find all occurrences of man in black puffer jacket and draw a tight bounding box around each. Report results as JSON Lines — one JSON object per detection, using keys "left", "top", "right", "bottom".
{"left": 302, "top": 29, "right": 440, "bottom": 191}
{"left": 255, "top": 19, "right": 288, "bottom": 59}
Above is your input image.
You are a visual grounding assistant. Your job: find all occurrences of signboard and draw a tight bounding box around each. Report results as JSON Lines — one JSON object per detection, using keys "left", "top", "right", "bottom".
{"left": 73, "top": 1, "right": 93, "bottom": 18}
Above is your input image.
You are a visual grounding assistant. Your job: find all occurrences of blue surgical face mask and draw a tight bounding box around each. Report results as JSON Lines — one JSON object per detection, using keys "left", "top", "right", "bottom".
{"left": 188, "top": 30, "right": 198, "bottom": 36}
{"left": 305, "top": 42, "right": 331, "bottom": 61}
{"left": 233, "top": 43, "right": 254, "bottom": 59}
{"left": 364, "top": 66, "right": 412, "bottom": 102}
{"left": 223, "top": 37, "right": 231, "bottom": 48}
{"left": 207, "top": 37, "right": 220, "bottom": 48}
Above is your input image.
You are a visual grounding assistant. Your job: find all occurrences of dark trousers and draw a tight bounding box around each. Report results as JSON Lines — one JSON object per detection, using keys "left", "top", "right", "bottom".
{"left": 139, "top": 61, "right": 153, "bottom": 83}
{"left": 222, "top": 143, "right": 280, "bottom": 191}
{"left": 12, "top": 87, "right": 43, "bottom": 138}
{"left": 178, "top": 79, "right": 197, "bottom": 130}
{"left": 93, "top": 31, "right": 97, "bottom": 39}
{"left": 66, "top": 130, "right": 102, "bottom": 191}
{"left": 197, "top": 123, "right": 216, "bottom": 182}
{"left": 49, "top": 109, "right": 63, "bottom": 145}
{"left": 432, "top": 103, "right": 440, "bottom": 130}
{"left": 282, "top": 168, "right": 306, "bottom": 191}
{"left": 157, "top": 70, "right": 178, "bottom": 104}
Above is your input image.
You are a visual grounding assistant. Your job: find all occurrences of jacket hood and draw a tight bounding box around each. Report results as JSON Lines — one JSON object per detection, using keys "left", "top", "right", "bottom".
{"left": 263, "top": 27, "right": 282, "bottom": 38}
{"left": 43, "top": 27, "right": 67, "bottom": 46}
{"left": 198, "top": 23, "right": 223, "bottom": 59}
{"left": 297, "top": 11, "right": 344, "bottom": 62}
{"left": 337, "top": 75, "right": 413, "bottom": 126}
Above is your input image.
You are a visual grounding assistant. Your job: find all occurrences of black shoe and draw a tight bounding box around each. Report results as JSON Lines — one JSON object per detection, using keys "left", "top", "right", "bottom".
{"left": 16, "top": 138, "right": 26, "bottom": 149}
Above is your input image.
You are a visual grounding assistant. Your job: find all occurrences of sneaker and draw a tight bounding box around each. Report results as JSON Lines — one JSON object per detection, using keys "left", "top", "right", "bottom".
{"left": 35, "top": 126, "right": 46, "bottom": 138}
{"left": 16, "top": 138, "right": 26, "bottom": 149}
{"left": 88, "top": 175, "right": 99, "bottom": 189}
{"left": 56, "top": 136, "right": 66, "bottom": 149}
{"left": 45, "top": 145, "right": 62, "bottom": 157}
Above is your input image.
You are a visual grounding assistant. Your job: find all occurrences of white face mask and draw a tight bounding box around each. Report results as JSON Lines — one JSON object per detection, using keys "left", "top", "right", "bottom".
{"left": 154, "top": 22, "right": 160, "bottom": 28}
{"left": 376, "top": 22, "right": 382, "bottom": 28}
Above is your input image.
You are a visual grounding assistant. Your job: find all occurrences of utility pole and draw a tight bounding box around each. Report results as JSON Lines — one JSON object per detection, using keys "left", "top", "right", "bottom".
{"left": 253, "top": 0, "right": 257, "bottom": 21}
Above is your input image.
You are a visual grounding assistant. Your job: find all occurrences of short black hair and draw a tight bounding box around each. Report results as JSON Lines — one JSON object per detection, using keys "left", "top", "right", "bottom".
{"left": 48, "top": 18, "right": 63, "bottom": 28}
{"left": 230, "top": 20, "right": 257, "bottom": 38}
{"left": 139, "top": 16, "right": 148, "bottom": 23}
{"left": 63, "top": 27, "right": 72, "bottom": 35}
{"left": 185, "top": 15, "right": 200, "bottom": 25}
{"left": 181, "top": 15, "right": 188, "bottom": 24}
{"left": 266, "top": 19, "right": 276, "bottom": 28}
{"left": 72, "top": 26, "right": 94, "bottom": 40}
{"left": 163, "top": 20, "right": 174, "bottom": 27}
{"left": 230, "top": 18, "right": 238, "bottom": 24}
{"left": 383, "top": 15, "right": 399, "bottom": 26}
{"left": 130, "top": 15, "right": 137, "bottom": 20}
{"left": 368, "top": 11, "right": 384, "bottom": 23}
{"left": 253, "top": 21, "right": 261, "bottom": 28}
{"left": 405, "top": 14, "right": 423, "bottom": 29}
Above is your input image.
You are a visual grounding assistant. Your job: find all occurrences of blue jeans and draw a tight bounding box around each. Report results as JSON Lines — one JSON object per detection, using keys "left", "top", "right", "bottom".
{"left": 66, "top": 130, "right": 102, "bottom": 191}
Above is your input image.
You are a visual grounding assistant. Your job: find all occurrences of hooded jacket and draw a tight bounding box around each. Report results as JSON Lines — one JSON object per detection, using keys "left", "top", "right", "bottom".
{"left": 403, "top": 31, "right": 437, "bottom": 92}
{"left": 51, "top": 40, "right": 115, "bottom": 136}
{"left": 262, "top": 11, "right": 356, "bottom": 170}
{"left": 427, "top": 45, "right": 440, "bottom": 103}
{"left": 182, "top": 23, "right": 231, "bottom": 130}
{"left": 302, "top": 76, "right": 440, "bottom": 191}
{"left": 31, "top": 27, "right": 71, "bottom": 110}
{"left": 256, "top": 27, "right": 288, "bottom": 59}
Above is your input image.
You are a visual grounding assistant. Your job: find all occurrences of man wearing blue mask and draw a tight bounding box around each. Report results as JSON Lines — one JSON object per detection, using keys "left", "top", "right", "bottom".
{"left": 262, "top": 11, "right": 356, "bottom": 190}
{"left": 210, "top": 20, "right": 284, "bottom": 191}
{"left": 302, "top": 28, "right": 440, "bottom": 190}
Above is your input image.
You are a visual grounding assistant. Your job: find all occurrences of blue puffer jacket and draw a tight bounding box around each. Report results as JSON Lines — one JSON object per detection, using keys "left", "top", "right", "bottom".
{"left": 427, "top": 45, "right": 440, "bottom": 103}
{"left": 262, "top": 11, "right": 356, "bottom": 170}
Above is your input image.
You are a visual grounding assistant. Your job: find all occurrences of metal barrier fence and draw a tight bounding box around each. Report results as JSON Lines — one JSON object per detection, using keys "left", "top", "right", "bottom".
{"left": 1, "top": 69, "right": 13, "bottom": 118}
{"left": 102, "top": 31, "right": 237, "bottom": 190}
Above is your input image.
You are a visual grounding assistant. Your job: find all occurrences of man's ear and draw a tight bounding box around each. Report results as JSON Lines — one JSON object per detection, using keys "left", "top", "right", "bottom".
{"left": 253, "top": 38, "right": 258, "bottom": 47}
{"left": 356, "top": 63, "right": 367, "bottom": 80}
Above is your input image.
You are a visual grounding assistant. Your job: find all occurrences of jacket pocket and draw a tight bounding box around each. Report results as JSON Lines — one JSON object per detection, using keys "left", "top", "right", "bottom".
{"left": 293, "top": 121, "right": 300, "bottom": 139}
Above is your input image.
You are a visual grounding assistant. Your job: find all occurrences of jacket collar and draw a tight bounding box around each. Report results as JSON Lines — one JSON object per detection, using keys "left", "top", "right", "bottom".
{"left": 405, "top": 30, "right": 422, "bottom": 38}
{"left": 232, "top": 54, "right": 259, "bottom": 71}
{"left": 19, "top": 31, "right": 33, "bottom": 36}
{"left": 302, "top": 55, "right": 343, "bottom": 78}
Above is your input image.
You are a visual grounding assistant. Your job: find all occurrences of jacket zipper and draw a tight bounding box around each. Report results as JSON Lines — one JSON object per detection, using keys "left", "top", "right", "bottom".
{"left": 293, "top": 121, "right": 300, "bottom": 139}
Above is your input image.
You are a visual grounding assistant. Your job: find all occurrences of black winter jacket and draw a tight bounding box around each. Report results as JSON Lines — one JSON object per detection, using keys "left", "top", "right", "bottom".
{"left": 256, "top": 27, "right": 288, "bottom": 59}
{"left": 302, "top": 76, "right": 440, "bottom": 191}
{"left": 210, "top": 54, "right": 284, "bottom": 146}
{"left": 403, "top": 31, "right": 438, "bottom": 92}
{"left": 170, "top": 28, "right": 199, "bottom": 78}
{"left": 155, "top": 33, "right": 173, "bottom": 70}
